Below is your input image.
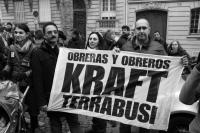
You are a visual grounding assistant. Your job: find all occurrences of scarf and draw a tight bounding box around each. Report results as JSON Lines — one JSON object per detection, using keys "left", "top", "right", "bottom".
{"left": 14, "top": 39, "right": 32, "bottom": 54}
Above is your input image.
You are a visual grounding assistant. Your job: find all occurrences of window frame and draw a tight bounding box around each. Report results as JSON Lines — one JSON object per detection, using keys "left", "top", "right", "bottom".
{"left": 190, "top": 7, "right": 200, "bottom": 35}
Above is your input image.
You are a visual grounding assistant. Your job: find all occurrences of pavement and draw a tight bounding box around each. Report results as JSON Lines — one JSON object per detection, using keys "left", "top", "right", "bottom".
{"left": 25, "top": 112, "right": 121, "bottom": 133}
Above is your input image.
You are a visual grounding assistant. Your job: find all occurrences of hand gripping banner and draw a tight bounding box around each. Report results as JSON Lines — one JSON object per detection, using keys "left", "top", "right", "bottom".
{"left": 48, "top": 48, "right": 183, "bottom": 130}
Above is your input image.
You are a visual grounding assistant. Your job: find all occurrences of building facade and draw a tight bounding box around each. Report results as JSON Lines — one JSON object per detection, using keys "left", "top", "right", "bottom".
{"left": 0, "top": 0, "right": 200, "bottom": 56}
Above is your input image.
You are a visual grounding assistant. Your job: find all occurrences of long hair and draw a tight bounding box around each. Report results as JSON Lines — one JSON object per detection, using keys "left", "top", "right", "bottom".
{"left": 86, "top": 32, "right": 106, "bottom": 50}
{"left": 167, "top": 40, "right": 190, "bottom": 57}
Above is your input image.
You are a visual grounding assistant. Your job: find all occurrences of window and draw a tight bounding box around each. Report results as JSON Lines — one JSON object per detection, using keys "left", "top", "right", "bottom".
{"left": 102, "top": 0, "right": 116, "bottom": 11}
{"left": 110, "top": 0, "right": 116, "bottom": 11}
{"left": 14, "top": 1, "right": 25, "bottom": 23}
{"left": 100, "top": 0, "right": 116, "bottom": 28}
{"left": 103, "top": 0, "right": 108, "bottom": 11}
{"left": 190, "top": 8, "right": 200, "bottom": 34}
{"left": 39, "top": 0, "right": 51, "bottom": 22}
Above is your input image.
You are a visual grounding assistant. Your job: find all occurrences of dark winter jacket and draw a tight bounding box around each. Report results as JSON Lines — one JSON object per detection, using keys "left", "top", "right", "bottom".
{"left": 67, "top": 38, "right": 85, "bottom": 49}
{"left": 115, "top": 34, "right": 130, "bottom": 48}
{"left": 121, "top": 36, "right": 167, "bottom": 55}
{"left": 31, "top": 41, "right": 59, "bottom": 107}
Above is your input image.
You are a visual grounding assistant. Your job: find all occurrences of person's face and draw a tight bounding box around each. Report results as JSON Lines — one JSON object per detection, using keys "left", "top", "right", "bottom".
{"left": 44, "top": 25, "right": 58, "bottom": 44}
{"left": 171, "top": 42, "right": 179, "bottom": 54}
{"left": 135, "top": 20, "right": 150, "bottom": 42}
{"left": 14, "top": 27, "right": 27, "bottom": 43}
{"left": 88, "top": 33, "right": 99, "bottom": 49}
{"left": 122, "top": 28, "right": 129, "bottom": 35}
{"left": 154, "top": 32, "right": 161, "bottom": 40}
{"left": 110, "top": 32, "right": 116, "bottom": 40}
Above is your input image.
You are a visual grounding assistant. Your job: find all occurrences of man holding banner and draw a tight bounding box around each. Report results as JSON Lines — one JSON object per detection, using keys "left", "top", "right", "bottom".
{"left": 119, "top": 19, "right": 188, "bottom": 133}
{"left": 31, "top": 22, "right": 83, "bottom": 133}
{"left": 119, "top": 18, "right": 167, "bottom": 133}
{"left": 47, "top": 19, "right": 188, "bottom": 133}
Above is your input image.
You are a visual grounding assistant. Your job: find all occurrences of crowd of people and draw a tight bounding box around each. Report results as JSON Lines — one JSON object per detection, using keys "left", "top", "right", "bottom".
{"left": 0, "top": 19, "right": 196, "bottom": 133}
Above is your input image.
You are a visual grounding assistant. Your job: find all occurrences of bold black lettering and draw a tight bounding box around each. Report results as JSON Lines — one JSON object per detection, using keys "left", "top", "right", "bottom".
{"left": 148, "top": 59, "right": 155, "bottom": 68}
{"left": 89, "top": 96, "right": 102, "bottom": 113}
{"left": 138, "top": 103, "right": 150, "bottom": 123}
{"left": 121, "top": 56, "right": 128, "bottom": 65}
{"left": 112, "top": 98, "right": 125, "bottom": 117}
{"left": 85, "top": 53, "right": 90, "bottom": 62}
{"left": 163, "top": 60, "right": 171, "bottom": 69}
{"left": 62, "top": 95, "right": 72, "bottom": 108}
{"left": 142, "top": 58, "right": 148, "bottom": 67}
{"left": 136, "top": 57, "right": 143, "bottom": 67}
{"left": 68, "top": 52, "right": 73, "bottom": 61}
{"left": 82, "top": 65, "right": 104, "bottom": 95}
{"left": 125, "top": 69, "right": 147, "bottom": 98}
{"left": 69, "top": 96, "right": 80, "bottom": 109}
{"left": 74, "top": 52, "right": 79, "bottom": 61}
{"left": 147, "top": 71, "right": 168, "bottom": 103}
{"left": 102, "top": 54, "right": 108, "bottom": 64}
{"left": 128, "top": 57, "right": 135, "bottom": 66}
{"left": 62, "top": 63, "right": 84, "bottom": 93}
{"left": 103, "top": 67, "right": 125, "bottom": 96}
{"left": 77, "top": 96, "right": 90, "bottom": 110}
{"left": 90, "top": 53, "right": 96, "bottom": 62}
{"left": 125, "top": 101, "right": 139, "bottom": 120}
{"left": 112, "top": 54, "right": 119, "bottom": 64}
{"left": 96, "top": 54, "right": 102, "bottom": 63}
{"left": 100, "top": 97, "right": 112, "bottom": 115}
{"left": 149, "top": 106, "right": 158, "bottom": 124}
{"left": 155, "top": 59, "right": 163, "bottom": 69}
{"left": 79, "top": 53, "right": 86, "bottom": 62}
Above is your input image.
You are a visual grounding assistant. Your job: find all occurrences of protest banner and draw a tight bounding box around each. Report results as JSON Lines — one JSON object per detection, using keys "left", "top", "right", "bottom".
{"left": 48, "top": 48, "right": 183, "bottom": 130}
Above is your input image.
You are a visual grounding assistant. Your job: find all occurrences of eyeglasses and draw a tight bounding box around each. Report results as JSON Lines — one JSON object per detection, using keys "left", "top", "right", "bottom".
{"left": 47, "top": 30, "right": 58, "bottom": 35}
{"left": 136, "top": 26, "right": 147, "bottom": 30}
{"left": 14, "top": 31, "right": 24, "bottom": 34}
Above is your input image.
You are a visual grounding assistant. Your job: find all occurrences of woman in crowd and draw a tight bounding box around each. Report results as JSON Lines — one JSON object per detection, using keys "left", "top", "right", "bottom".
{"left": 103, "top": 29, "right": 116, "bottom": 50}
{"left": 85, "top": 32, "right": 107, "bottom": 133}
{"left": 1, "top": 23, "right": 38, "bottom": 133}
{"left": 167, "top": 40, "right": 191, "bottom": 79}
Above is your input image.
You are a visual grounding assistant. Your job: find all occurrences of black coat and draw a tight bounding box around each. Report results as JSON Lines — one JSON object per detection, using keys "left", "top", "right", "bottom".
{"left": 31, "top": 41, "right": 59, "bottom": 107}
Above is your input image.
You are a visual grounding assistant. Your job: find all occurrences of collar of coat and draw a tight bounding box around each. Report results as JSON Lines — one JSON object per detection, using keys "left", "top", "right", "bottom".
{"left": 131, "top": 36, "right": 151, "bottom": 50}
{"left": 40, "top": 41, "right": 59, "bottom": 56}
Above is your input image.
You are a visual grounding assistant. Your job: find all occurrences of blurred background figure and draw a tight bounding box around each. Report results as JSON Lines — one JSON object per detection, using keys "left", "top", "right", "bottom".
{"left": 34, "top": 29, "right": 44, "bottom": 47}
{"left": 115, "top": 25, "right": 130, "bottom": 49}
{"left": 58, "top": 30, "right": 67, "bottom": 47}
{"left": 103, "top": 29, "right": 116, "bottom": 50}
{"left": 67, "top": 29, "right": 85, "bottom": 49}
{"left": 2, "top": 22, "right": 14, "bottom": 46}
{"left": 152, "top": 31, "right": 168, "bottom": 53}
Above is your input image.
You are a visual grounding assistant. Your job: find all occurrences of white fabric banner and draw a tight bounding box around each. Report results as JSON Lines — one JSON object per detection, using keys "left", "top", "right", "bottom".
{"left": 48, "top": 48, "right": 183, "bottom": 130}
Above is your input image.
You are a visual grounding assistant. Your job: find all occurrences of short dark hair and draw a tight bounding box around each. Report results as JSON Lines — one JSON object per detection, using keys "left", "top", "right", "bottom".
{"left": 15, "top": 23, "right": 30, "bottom": 33}
{"left": 122, "top": 25, "right": 130, "bottom": 31}
{"left": 58, "top": 30, "right": 66, "bottom": 40}
{"left": 6, "top": 22, "right": 12, "bottom": 27}
{"left": 42, "top": 22, "right": 58, "bottom": 34}
{"left": 35, "top": 30, "right": 44, "bottom": 40}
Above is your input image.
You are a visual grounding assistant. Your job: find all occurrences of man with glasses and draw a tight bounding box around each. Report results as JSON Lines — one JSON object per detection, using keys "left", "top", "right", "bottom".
{"left": 31, "top": 22, "right": 83, "bottom": 133}
{"left": 119, "top": 18, "right": 167, "bottom": 133}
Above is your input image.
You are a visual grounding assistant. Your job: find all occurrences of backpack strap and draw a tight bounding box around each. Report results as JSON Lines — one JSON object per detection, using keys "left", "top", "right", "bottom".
{"left": 9, "top": 45, "right": 20, "bottom": 62}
